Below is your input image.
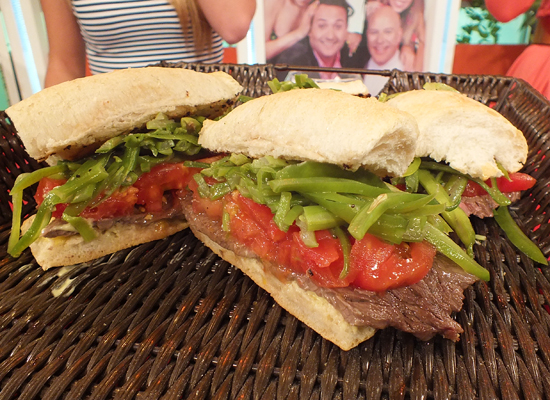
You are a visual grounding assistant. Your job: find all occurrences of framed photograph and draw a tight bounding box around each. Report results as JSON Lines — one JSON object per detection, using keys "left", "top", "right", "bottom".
{"left": 247, "top": 0, "right": 460, "bottom": 94}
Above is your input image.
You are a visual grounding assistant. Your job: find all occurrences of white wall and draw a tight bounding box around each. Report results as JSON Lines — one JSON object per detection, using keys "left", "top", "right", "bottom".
{"left": 0, "top": 0, "right": 48, "bottom": 103}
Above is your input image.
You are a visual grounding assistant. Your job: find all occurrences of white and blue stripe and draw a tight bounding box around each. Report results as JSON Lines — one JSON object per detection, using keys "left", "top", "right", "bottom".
{"left": 72, "top": 0, "right": 224, "bottom": 74}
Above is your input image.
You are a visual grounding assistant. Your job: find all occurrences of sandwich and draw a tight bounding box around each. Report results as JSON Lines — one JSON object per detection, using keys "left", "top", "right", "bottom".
{"left": 175, "top": 88, "right": 496, "bottom": 350}
{"left": 6, "top": 67, "right": 243, "bottom": 269}
{"left": 385, "top": 86, "right": 546, "bottom": 264}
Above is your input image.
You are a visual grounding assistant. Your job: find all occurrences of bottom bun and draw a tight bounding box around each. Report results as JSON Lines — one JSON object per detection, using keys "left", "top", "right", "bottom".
{"left": 192, "top": 228, "right": 377, "bottom": 351}
{"left": 22, "top": 216, "right": 188, "bottom": 270}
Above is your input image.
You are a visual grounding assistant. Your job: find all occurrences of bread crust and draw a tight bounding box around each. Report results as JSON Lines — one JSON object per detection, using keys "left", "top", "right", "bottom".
{"left": 198, "top": 89, "right": 419, "bottom": 177}
{"left": 7, "top": 68, "right": 243, "bottom": 162}
{"left": 191, "top": 227, "right": 377, "bottom": 350}
{"left": 387, "top": 90, "right": 528, "bottom": 180}
{"left": 22, "top": 216, "right": 188, "bottom": 270}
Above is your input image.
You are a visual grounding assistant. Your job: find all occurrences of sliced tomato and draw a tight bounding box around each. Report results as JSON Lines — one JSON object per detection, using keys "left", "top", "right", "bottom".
{"left": 233, "top": 193, "right": 287, "bottom": 242}
{"left": 462, "top": 172, "right": 536, "bottom": 197}
{"left": 290, "top": 230, "right": 355, "bottom": 288}
{"left": 349, "top": 234, "right": 436, "bottom": 292}
{"left": 80, "top": 187, "right": 139, "bottom": 219}
{"left": 134, "top": 163, "right": 199, "bottom": 212}
{"left": 35, "top": 177, "right": 67, "bottom": 218}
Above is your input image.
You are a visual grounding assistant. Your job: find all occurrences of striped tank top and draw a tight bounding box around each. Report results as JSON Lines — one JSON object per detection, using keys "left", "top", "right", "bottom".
{"left": 72, "top": 0, "right": 225, "bottom": 74}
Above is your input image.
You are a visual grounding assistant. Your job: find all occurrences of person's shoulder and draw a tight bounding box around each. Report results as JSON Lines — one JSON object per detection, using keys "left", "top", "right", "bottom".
{"left": 273, "top": 37, "right": 314, "bottom": 65}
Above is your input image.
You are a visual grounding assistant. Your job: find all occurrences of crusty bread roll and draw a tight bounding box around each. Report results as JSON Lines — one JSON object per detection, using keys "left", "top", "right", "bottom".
{"left": 386, "top": 90, "right": 528, "bottom": 180}
{"left": 22, "top": 216, "right": 188, "bottom": 270}
{"left": 7, "top": 67, "right": 243, "bottom": 162}
{"left": 199, "top": 89, "right": 419, "bottom": 176}
{"left": 191, "top": 228, "right": 376, "bottom": 350}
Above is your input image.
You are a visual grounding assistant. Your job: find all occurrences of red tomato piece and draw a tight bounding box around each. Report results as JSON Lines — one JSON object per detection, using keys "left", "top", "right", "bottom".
{"left": 290, "top": 230, "right": 354, "bottom": 288}
{"left": 35, "top": 177, "right": 67, "bottom": 218}
{"left": 229, "top": 205, "right": 277, "bottom": 261}
{"left": 462, "top": 172, "right": 536, "bottom": 197}
{"left": 134, "top": 163, "right": 198, "bottom": 212}
{"left": 233, "top": 193, "right": 287, "bottom": 242}
{"left": 80, "top": 187, "right": 139, "bottom": 220}
{"left": 349, "top": 233, "right": 436, "bottom": 292}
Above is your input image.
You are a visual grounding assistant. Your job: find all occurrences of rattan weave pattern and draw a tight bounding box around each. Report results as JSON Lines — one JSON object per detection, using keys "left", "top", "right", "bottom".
{"left": 0, "top": 64, "right": 548, "bottom": 399}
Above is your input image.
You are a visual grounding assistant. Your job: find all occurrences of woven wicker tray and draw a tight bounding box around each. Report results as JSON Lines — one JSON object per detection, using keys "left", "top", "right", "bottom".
{"left": 0, "top": 63, "right": 549, "bottom": 400}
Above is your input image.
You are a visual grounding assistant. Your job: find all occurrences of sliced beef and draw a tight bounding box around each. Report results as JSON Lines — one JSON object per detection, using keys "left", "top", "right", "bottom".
{"left": 180, "top": 192, "right": 478, "bottom": 342}
{"left": 460, "top": 191, "right": 521, "bottom": 218}
{"left": 297, "top": 255, "right": 476, "bottom": 341}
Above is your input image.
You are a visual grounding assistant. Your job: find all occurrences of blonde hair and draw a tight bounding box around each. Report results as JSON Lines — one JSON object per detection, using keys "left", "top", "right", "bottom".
{"left": 169, "top": 0, "right": 213, "bottom": 50}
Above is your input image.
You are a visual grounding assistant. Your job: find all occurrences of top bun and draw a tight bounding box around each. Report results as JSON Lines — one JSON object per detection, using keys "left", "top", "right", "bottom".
{"left": 199, "top": 89, "right": 419, "bottom": 176}
{"left": 7, "top": 67, "right": 243, "bottom": 163}
{"left": 387, "top": 89, "right": 528, "bottom": 180}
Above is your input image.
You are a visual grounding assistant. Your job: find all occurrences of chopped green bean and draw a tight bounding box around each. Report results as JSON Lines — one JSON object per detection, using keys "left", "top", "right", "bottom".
{"left": 269, "top": 177, "right": 389, "bottom": 197}
{"left": 302, "top": 205, "right": 343, "bottom": 231}
{"left": 10, "top": 165, "right": 68, "bottom": 194}
{"left": 493, "top": 206, "right": 548, "bottom": 265}
{"left": 333, "top": 227, "right": 351, "bottom": 279}
{"left": 418, "top": 169, "right": 476, "bottom": 256}
{"left": 424, "top": 223, "right": 490, "bottom": 281}
{"left": 62, "top": 214, "right": 97, "bottom": 242}
{"left": 444, "top": 175, "right": 468, "bottom": 211}
{"left": 274, "top": 192, "right": 292, "bottom": 231}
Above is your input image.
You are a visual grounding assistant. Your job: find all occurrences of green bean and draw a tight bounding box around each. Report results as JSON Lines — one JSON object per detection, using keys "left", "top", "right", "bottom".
{"left": 184, "top": 161, "right": 211, "bottom": 169}
{"left": 388, "top": 192, "right": 436, "bottom": 213}
{"left": 181, "top": 116, "right": 204, "bottom": 133}
{"left": 427, "top": 215, "right": 453, "bottom": 234}
{"left": 146, "top": 119, "right": 177, "bottom": 131}
{"left": 222, "top": 209, "right": 231, "bottom": 232}
{"left": 193, "top": 174, "right": 211, "bottom": 198}
{"left": 302, "top": 205, "right": 343, "bottom": 231}
{"left": 402, "top": 216, "right": 427, "bottom": 242}
{"left": 423, "top": 223, "right": 490, "bottom": 281}
{"left": 493, "top": 206, "right": 548, "bottom": 265}
{"left": 8, "top": 202, "right": 53, "bottom": 257}
{"left": 268, "top": 78, "right": 282, "bottom": 93}
{"left": 333, "top": 227, "right": 351, "bottom": 279}
{"left": 296, "top": 216, "right": 318, "bottom": 247}
{"left": 269, "top": 177, "right": 389, "bottom": 197}
{"left": 8, "top": 175, "right": 25, "bottom": 254}
{"left": 283, "top": 205, "right": 304, "bottom": 226}
{"left": 444, "top": 175, "right": 468, "bottom": 211}
{"left": 276, "top": 161, "right": 386, "bottom": 187}
{"left": 405, "top": 170, "right": 420, "bottom": 193}
{"left": 303, "top": 192, "right": 364, "bottom": 223}
{"left": 62, "top": 214, "right": 97, "bottom": 242}
{"left": 229, "top": 153, "right": 250, "bottom": 166}
{"left": 274, "top": 192, "right": 292, "bottom": 231}
{"left": 418, "top": 169, "right": 476, "bottom": 256}
{"left": 348, "top": 192, "right": 428, "bottom": 240}
{"left": 402, "top": 157, "right": 421, "bottom": 177}
{"left": 96, "top": 136, "right": 124, "bottom": 153}
{"left": 400, "top": 204, "right": 446, "bottom": 218}
{"left": 10, "top": 165, "right": 68, "bottom": 194}
{"left": 367, "top": 214, "right": 408, "bottom": 244}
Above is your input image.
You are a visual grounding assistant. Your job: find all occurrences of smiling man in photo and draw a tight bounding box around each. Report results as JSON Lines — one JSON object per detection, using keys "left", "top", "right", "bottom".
{"left": 363, "top": 4, "right": 403, "bottom": 93}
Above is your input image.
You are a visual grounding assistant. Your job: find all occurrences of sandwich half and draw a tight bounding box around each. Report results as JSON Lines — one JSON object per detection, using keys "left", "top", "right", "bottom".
{"left": 176, "top": 88, "right": 490, "bottom": 350}
{"left": 7, "top": 67, "right": 243, "bottom": 269}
